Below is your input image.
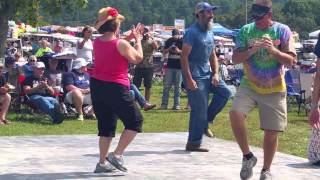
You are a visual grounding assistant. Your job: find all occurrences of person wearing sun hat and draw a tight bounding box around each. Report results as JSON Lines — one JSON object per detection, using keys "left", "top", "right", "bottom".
{"left": 230, "top": 0, "right": 297, "bottom": 179}
{"left": 91, "top": 7, "right": 144, "bottom": 173}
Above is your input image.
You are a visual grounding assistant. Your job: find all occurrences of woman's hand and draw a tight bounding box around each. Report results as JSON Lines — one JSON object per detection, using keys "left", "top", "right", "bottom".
{"left": 126, "top": 23, "right": 143, "bottom": 42}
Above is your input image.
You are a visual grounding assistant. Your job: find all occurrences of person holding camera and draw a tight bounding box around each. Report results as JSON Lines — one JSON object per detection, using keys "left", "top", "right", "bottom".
{"left": 23, "top": 62, "right": 63, "bottom": 124}
{"left": 160, "top": 29, "right": 183, "bottom": 110}
{"left": 77, "top": 26, "right": 93, "bottom": 63}
{"left": 133, "top": 27, "right": 158, "bottom": 102}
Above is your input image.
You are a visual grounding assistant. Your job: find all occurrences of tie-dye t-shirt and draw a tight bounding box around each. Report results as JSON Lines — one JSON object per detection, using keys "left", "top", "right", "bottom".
{"left": 236, "top": 22, "right": 296, "bottom": 94}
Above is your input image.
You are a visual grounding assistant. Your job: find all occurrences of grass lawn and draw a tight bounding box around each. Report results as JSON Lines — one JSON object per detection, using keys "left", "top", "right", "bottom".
{"left": 0, "top": 85, "right": 312, "bottom": 158}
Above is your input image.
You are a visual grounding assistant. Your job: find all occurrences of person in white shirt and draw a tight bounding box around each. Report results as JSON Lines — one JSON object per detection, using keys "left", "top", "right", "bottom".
{"left": 77, "top": 26, "right": 93, "bottom": 63}
{"left": 219, "top": 55, "right": 229, "bottom": 80}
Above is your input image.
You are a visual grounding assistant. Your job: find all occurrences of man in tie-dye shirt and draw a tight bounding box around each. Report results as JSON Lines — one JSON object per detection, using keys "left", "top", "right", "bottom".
{"left": 229, "top": 0, "right": 296, "bottom": 180}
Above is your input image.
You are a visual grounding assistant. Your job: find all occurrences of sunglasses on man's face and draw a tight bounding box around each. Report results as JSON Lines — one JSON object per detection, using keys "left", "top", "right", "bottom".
{"left": 252, "top": 13, "right": 267, "bottom": 21}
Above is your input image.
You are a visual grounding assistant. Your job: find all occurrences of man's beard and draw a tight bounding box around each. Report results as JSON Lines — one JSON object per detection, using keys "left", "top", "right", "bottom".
{"left": 199, "top": 18, "right": 213, "bottom": 31}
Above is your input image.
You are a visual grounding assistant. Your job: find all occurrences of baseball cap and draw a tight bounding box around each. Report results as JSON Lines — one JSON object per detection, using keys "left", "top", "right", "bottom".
{"left": 72, "top": 58, "right": 89, "bottom": 69}
{"left": 34, "top": 62, "right": 46, "bottom": 69}
{"left": 195, "top": 2, "right": 218, "bottom": 14}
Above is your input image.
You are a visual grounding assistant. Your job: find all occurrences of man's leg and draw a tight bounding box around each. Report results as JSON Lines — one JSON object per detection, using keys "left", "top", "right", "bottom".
{"left": 229, "top": 111, "right": 250, "bottom": 154}
{"left": 29, "top": 95, "right": 56, "bottom": 121}
{"left": 133, "top": 68, "right": 143, "bottom": 89}
{"left": 207, "top": 79, "right": 232, "bottom": 125}
{"left": 172, "top": 69, "right": 182, "bottom": 109}
{"left": 229, "top": 87, "right": 257, "bottom": 180}
{"left": 144, "top": 68, "right": 153, "bottom": 102}
{"left": 185, "top": 79, "right": 209, "bottom": 151}
{"left": 205, "top": 79, "right": 231, "bottom": 137}
{"left": 161, "top": 69, "right": 174, "bottom": 109}
{"left": 263, "top": 130, "right": 278, "bottom": 170}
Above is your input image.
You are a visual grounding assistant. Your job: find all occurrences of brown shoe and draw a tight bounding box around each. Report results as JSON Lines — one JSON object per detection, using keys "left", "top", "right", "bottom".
{"left": 204, "top": 128, "right": 214, "bottom": 138}
{"left": 144, "top": 103, "right": 156, "bottom": 111}
{"left": 3, "top": 119, "right": 11, "bottom": 124}
{"left": 185, "top": 144, "right": 209, "bottom": 152}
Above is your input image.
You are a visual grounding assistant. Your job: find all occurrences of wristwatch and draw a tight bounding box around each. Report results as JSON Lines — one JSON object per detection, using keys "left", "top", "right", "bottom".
{"left": 310, "top": 102, "right": 319, "bottom": 109}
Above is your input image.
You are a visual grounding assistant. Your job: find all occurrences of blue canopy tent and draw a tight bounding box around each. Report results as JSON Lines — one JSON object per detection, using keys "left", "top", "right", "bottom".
{"left": 213, "top": 23, "right": 236, "bottom": 37}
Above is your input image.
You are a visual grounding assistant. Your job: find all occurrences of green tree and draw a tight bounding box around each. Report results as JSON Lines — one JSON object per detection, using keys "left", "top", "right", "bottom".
{"left": 0, "top": 0, "right": 87, "bottom": 61}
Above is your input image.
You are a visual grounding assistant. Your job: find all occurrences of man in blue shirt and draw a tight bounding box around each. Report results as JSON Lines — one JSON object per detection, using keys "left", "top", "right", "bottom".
{"left": 63, "top": 58, "right": 91, "bottom": 121}
{"left": 181, "top": 2, "right": 232, "bottom": 152}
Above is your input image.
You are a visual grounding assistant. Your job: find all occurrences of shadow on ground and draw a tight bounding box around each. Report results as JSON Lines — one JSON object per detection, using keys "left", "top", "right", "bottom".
{"left": 84, "top": 149, "right": 190, "bottom": 158}
{"left": 0, "top": 171, "right": 124, "bottom": 180}
{"left": 287, "top": 162, "right": 320, "bottom": 169}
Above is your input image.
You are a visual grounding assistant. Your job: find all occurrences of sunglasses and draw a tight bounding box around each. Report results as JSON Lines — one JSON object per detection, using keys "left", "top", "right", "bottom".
{"left": 251, "top": 13, "right": 267, "bottom": 21}
{"left": 29, "top": 60, "right": 36, "bottom": 62}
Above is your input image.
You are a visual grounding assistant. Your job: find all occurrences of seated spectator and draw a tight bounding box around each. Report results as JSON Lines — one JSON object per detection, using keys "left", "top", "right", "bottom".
{"left": 45, "top": 58, "right": 63, "bottom": 92}
{"left": 53, "top": 40, "right": 63, "bottom": 53}
{"left": 63, "top": 58, "right": 92, "bottom": 121}
{"left": 4, "top": 56, "right": 23, "bottom": 95}
{"left": 14, "top": 51, "right": 26, "bottom": 65}
{"left": 45, "top": 58, "right": 66, "bottom": 113}
{"left": 130, "top": 83, "right": 156, "bottom": 111}
{"left": 35, "top": 39, "right": 53, "bottom": 58}
{"left": 0, "top": 63, "right": 12, "bottom": 125}
{"left": 23, "top": 62, "right": 63, "bottom": 124}
{"left": 23, "top": 55, "right": 37, "bottom": 78}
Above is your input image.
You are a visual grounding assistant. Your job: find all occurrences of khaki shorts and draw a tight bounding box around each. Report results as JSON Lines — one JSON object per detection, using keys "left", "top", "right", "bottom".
{"left": 65, "top": 91, "right": 92, "bottom": 105}
{"left": 230, "top": 87, "right": 287, "bottom": 131}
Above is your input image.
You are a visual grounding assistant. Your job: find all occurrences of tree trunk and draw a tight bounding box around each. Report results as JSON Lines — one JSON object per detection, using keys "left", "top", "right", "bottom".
{"left": 0, "top": 4, "right": 9, "bottom": 63}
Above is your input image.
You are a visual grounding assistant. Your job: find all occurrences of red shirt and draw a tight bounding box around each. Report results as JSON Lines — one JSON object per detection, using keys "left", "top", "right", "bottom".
{"left": 92, "top": 38, "right": 129, "bottom": 87}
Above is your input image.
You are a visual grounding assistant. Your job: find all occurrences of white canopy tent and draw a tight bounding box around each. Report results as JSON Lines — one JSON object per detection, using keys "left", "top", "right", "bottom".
{"left": 309, "top": 30, "right": 320, "bottom": 39}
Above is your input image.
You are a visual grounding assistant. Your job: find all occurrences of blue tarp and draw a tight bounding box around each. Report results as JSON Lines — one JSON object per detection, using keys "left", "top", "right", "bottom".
{"left": 213, "top": 23, "right": 237, "bottom": 37}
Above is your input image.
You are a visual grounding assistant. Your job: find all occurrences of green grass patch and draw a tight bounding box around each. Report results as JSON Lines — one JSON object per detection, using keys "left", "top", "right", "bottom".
{"left": 0, "top": 85, "right": 311, "bottom": 158}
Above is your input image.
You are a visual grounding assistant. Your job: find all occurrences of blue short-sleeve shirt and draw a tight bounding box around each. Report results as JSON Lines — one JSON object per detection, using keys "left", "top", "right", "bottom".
{"left": 183, "top": 23, "right": 215, "bottom": 79}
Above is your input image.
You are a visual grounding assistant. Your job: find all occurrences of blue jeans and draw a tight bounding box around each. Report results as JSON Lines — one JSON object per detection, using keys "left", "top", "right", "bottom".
{"left": 29, "top": 95, "right": 59, "bottom": 122}
{"left": 161, "top": 68, "right": 182, "bottom": 108}
{"left": 185, "top": 77, "right": 232, "bottom": 145}
{"left": 130, "top": 84, "right": 146, "bottom": 108}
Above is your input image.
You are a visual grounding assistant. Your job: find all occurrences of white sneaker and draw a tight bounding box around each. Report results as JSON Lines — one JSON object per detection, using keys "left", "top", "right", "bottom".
{"left": 94, "top": 162, "right": 115, "bottom": 173}
{"left": 260, "top": 170, "right": 272, "bottom": 180}
{"left": 240, "top": 156, "right": 257, "bottom": 180}
{"left": 77, "top": 114, "right": 84, "bottom": 121}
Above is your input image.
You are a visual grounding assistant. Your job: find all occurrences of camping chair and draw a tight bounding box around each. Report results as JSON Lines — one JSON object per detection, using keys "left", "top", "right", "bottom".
{"left": 285, "top": 70, "right": 307, "bottom": 116}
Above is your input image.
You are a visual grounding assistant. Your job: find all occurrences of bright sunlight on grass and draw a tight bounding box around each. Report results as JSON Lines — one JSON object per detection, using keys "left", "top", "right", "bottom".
{"left": 0, "top": 85, "right": 312, "bottom": 158}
